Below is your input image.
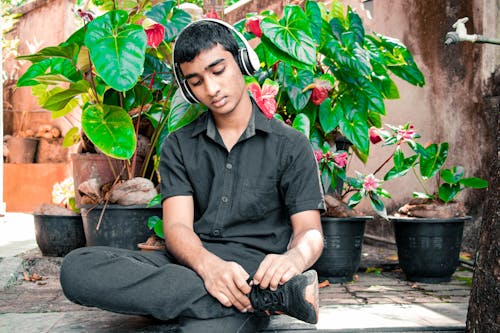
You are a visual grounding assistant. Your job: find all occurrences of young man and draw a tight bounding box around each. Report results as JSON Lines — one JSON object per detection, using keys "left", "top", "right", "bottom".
{"left": 60, "top": 20, "right": 325, "bottom": 332}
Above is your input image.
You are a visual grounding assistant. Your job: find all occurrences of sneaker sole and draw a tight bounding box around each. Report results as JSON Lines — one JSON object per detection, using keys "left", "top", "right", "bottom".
{"left": 303, "top": 270, "right": 319, "bottom": 324}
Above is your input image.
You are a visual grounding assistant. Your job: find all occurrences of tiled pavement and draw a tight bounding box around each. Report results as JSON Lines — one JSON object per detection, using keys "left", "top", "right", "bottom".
{"left": 0, "top": 213, "right": 472, "bottom": 332}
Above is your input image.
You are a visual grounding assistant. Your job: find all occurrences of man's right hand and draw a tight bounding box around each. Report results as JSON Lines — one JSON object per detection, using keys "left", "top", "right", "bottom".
{"left": 200, "top": 257, "right": 253, "bottom": 313}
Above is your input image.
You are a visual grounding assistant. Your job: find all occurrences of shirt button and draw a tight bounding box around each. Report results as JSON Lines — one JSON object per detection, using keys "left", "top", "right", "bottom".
{"left": 213, "top": 229, "right": 221, "bottom": 236}
{"left": 221, "top": 196, "right": 229, "bottom": 203}
{"left": 226, "top": 163, "right": 232, "bottom": 169}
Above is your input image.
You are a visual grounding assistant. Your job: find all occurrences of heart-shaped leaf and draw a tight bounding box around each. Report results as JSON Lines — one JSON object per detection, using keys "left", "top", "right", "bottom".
{"left": 82, "top": 103, "right": 137, "bottom": 159}
{"left": 85, "top": 10, "right": 147, "bottom": 92}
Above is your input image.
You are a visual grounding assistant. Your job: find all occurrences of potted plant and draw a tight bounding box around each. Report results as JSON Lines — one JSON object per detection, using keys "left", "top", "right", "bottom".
{"left": 16, "top": 1, "right": 208, "bottom": 249}
{"left": 371, "top": 124, "right": 489, "bottom": 283}
{"left": 238, "top": 0, "right": 425, "bottom": 282}
{"left": 145, "top": 0, "right": 426, "bottom": 281}
{"left": 33, "top": 177, "right": 86, "bottom": 257}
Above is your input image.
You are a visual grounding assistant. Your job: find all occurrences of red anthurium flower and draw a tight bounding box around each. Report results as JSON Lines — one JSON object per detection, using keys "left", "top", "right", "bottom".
{"left": 369, "top": 127, "right": 382, "bottom": 144}
{"left": 247, "top": 79, "right": 279, "bottom": 119}
{"left": 309, "top": 79, "right": 332, "bottom": 105}
{"left": 245, "top": 16, "right": 263, "bottom": 38}
{"left": 142, "top": 18, "right": 165, "bottom": 48}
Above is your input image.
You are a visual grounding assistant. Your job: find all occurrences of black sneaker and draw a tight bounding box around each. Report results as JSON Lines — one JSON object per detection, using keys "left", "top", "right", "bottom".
{"left": 249, "top": 270, "right": 319, "bottom": 324}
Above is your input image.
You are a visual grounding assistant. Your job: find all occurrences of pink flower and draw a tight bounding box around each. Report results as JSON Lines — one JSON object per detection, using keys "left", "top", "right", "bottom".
{"left": 369, "top": 127, "right": 382, "bottom": 144}
{"left": 363, "top": 174, "right": 380, "bottom": 192}
{"left": 313, "top": 150, "right": 323, "bottom": 162}
{"left": 247, "top": 79, "right": 278, "bottom": 119}
{"left": 142, "top": 18, "right": 165, "bottom": 48}
{"left": 334, "top": 152, "right": 348, "bottom": 167}
{"left": 245, "top": 16, "right": 263, "bottom": 38}
{"left": 397, "top": 125, "right": 416, "bottom": 141}
{"left": 76, "top": 9, "right": 94, "bottom": 23}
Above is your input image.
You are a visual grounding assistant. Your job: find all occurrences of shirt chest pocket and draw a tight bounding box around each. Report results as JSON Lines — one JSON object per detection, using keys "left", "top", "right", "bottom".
{"left": 237, "top": 177, "right": 281, "bottom": 220}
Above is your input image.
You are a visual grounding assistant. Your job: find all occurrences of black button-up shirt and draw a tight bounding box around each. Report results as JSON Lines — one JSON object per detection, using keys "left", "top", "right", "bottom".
{"left": 160, "top": 100, "right": 325, "bottom": 263}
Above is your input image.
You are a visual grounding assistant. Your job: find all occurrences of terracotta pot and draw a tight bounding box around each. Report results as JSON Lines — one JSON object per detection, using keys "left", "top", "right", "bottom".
{"left": 7, "top": 137, "right": 39, "bottom": 163}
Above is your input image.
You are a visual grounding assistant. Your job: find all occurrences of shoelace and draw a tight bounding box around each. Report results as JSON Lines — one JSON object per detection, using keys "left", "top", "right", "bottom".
{"left": 253, "top": 288, "right": 286, "bottom": 313}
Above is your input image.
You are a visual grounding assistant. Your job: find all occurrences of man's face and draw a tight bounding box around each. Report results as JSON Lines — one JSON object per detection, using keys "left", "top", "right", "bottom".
{"left": 179, "top": 44, "right": 247, "bottom": 116}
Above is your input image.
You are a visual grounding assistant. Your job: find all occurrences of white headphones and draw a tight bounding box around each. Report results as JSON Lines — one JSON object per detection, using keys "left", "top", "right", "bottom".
{"left": 172, "top": 18, "right": 260, "bottom": 104}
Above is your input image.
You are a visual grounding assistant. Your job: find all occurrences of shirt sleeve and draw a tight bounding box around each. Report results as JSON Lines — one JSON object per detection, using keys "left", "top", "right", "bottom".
{"left": 280, "top": 132, "right": 326, "bottom": 216}
{"left": 159, "top": 132, "right": 193, "bottom": 202}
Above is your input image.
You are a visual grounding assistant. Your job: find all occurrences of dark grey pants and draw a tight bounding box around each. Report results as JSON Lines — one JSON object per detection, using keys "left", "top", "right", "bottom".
{"left": 60, "top": 246, "right": 268, "bottom": 332}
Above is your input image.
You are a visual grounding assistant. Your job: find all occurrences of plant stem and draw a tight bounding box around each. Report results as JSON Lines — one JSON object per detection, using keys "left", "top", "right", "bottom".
{"left": 412, "top": 167, "right": 431, "bottom": 196}
{"left": 373, "top": 150, "right": 395, "bottom": 176}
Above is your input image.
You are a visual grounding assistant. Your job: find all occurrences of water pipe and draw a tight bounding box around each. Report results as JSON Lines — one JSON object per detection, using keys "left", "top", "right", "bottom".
{"left": 444, "top": 17, "right": 500, "bottom": 46}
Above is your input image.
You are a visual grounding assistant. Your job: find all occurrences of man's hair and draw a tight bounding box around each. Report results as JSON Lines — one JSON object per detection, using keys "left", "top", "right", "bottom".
{"left": 173, "top": 20, "right": 240, "bottom": 66}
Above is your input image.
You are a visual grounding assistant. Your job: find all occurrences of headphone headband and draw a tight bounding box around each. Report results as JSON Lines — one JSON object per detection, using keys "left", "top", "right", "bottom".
{"left": 172, "top": 18, "right": 260, "bottom": 104}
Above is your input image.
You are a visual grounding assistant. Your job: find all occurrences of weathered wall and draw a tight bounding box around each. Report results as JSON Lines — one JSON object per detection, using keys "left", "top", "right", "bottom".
{"left": 339, "top": 0, "right": 498, "bottom": 251}
{"left": 4, "top": 0, "right": 78, "bottom": 136}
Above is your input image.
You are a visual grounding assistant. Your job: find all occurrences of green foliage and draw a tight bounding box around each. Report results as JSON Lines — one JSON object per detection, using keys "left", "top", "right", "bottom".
{"left": 378, "top": 125, "right": 488, "bottom": 204}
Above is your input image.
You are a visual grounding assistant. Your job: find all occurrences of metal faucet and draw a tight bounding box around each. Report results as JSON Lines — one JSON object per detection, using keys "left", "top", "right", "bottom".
{"left": 445, "top": 17, "right": 500, "bottom": 46}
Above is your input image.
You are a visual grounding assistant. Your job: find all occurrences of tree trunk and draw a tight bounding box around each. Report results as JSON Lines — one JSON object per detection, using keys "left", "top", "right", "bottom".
{"left": 465, "top": 97, "right": 500, "bottom": 332}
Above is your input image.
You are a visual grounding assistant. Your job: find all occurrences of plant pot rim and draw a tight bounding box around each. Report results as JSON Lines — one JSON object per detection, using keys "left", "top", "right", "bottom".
{"left": 33, "top": 213, "right": 81, "bottom": 217}
{"left": 321, "top": 216, "right": 373, "bottom": 221}
{"left": 389, "top": 215, "right": 471, "bottom": 223}
{"left": 80, "top": 204, "right": 162, "bottom": 210}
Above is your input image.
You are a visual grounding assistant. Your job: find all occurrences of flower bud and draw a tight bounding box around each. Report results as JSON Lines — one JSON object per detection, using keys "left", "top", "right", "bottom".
{"left": 245, "top": 16, "right": 263, "bottom": 38}
{"left": 369, "top": 127, "right": 382, "bottom": 144}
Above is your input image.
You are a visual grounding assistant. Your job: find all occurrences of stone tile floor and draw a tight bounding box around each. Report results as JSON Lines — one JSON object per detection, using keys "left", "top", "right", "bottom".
{"left": 0, "top": 243, "right": 472, "bottom": 332}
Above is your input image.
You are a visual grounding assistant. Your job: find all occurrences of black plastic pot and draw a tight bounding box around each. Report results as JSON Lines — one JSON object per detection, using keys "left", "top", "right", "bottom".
{"left": 81, "top": 204, "right": 162, "bottom": 250}
{"left": 391, "top": 216, "right": 469, "bottom": 283}
{"left": 313, "top": 216, "right": 371, "bottom": 283}
{"left": 33, "top": 214, "right": 86, "bottom": 257}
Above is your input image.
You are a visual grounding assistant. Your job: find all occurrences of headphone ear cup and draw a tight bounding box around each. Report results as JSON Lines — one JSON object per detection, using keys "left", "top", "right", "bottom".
{"left": 180, "top": 80, "right": 199, "bottom": 104}
{"left": 238, "top": 48, "right": 256, "bottom": 76}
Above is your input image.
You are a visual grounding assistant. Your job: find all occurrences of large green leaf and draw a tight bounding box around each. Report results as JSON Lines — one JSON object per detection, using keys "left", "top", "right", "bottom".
{"left": 17, "top": 58, "right": 80, "bottom": 87}
{"left": 459, "top": 177, "right": 488, "bottom": 188}
{"left": 438, "top": 183, "right": 460, "bottom": 203}
{"left": 258, "top": 37, "right": 313, "bottom": 70}
{"left": 167, "top": 90, "right": 206, "bottom": 132}
{"left": 146, "top": 1, "right": 192, "bottom": 42}
{"left": 305, "top": 0, "right": 323, "bottom": 45}
{"left": 143, "top": 54, "right": 172, "bottom": 89}
{"left": 82, "top": 104, "right": 137, "bottom": 159}
{"left": 339, "top": 110, "right": 369, "bottom": 156}
{"left": 318, "top": 97, "right": 338, "bottom": 134}
{"left": 282, "top": 65, "right": 314, "bottom": 111}
{"left": 418, "top": 142, "right": 448, "bottom": 179}
{"left": 347, "top": 8, "right": 364, "bottom": 45}
{"left": 292, "top": 113, "right": 310, "bottom": 138}
{"left": 16, "top": 44, "right": 79, "bottom": 63}
{"left": 42, "top": 80, "right": 90, "bottom": 111}
{"left": 261, "top": 5, "right": 316, "bottom": 67}
{"left": 85, "top": 10, "right": 147, "bottom": 92}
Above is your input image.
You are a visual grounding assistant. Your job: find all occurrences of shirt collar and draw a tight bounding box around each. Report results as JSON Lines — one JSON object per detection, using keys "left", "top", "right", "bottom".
{"left": 191, "top": 95, "right": 273, "bottom": 138}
